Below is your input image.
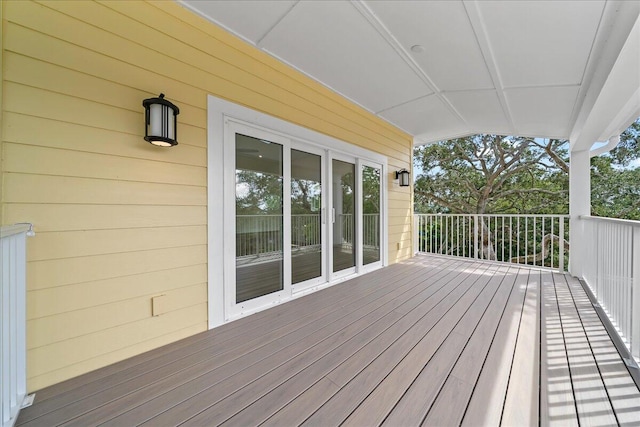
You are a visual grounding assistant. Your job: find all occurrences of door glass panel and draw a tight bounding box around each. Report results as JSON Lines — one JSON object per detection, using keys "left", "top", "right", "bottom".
{"left": 235, "top": 133, "right": 283, "bottom": 303}
{"left": 332, "top": 159, "right": 356, "bottom": 272}
{"left": 291, "top": 149, "right": 322, "bottom": 284}
{"left": 363, "top": 165, "right": 381, "bottom": 265}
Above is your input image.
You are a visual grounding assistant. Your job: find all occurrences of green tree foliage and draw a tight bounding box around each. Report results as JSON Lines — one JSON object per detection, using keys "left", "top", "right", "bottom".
{"left": 591, "top": 119, "right": 640, "bottom": 220}
{"left": 362, "top": 166, "right": 381, "bottom": 215}
{"left": 414, "top": 122, "right": 638, "bottom": 267}
{"left": 591, "top": 156, "right": 640, "bottom": 220}
{"left": 414, "top": 134, "right": 569, "bottom": 215}
{"left": 235, "top": 170, "right": 283, "bottom": 215}
{"left": 414, "top": 118, "right": 640, "bottom": 220}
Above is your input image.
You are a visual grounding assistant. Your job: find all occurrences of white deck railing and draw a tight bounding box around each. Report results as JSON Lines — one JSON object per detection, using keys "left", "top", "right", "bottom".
{"left": 581, "top": 215, "right": 640, "bottom": 360}
{"left": 1, "top": 224, "right": 34, "bottom": 427}
{"left": 414, "top": 214, "right": 570, "bottom": 272}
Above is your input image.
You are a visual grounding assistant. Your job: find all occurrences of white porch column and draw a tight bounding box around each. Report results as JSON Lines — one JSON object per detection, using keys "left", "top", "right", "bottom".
{"left": 568, "top": 148, "right": 591, "bottom": 278}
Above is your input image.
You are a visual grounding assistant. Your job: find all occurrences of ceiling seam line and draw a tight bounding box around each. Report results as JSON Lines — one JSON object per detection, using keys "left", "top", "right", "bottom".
{"left": 566, "top": 1, "right": 610, "bottom": 140}
{"left": 462, "top": 0, "right": 517, "bottom": 135}
{"left": 255, "top": 0, "right": 300, "bottom": 47}
{"left": 350, "top": 0, "right": 471, "bottom": 129}
{"left": 375, "top": 93, "right": 438, "bottom": 115}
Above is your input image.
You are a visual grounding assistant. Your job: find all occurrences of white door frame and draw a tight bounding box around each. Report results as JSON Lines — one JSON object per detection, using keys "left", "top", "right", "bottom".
{"left": 290, "top": 141, "right": 328, "bottom": 294}
{"left": 329, "top": 152, "right": 358, "bottom": 280}
{"left": 358, "top": 159, "right": 385, "bottom": 273}
{"left": 223, "top": 120, "right": 292, "bottom": 320}
{"left": 208, "top": 94, "right": 388, "bottom": 328}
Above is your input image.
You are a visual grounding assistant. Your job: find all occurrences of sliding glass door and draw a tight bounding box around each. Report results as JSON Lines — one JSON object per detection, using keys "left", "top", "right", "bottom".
{"left": 223, "top": 119, "right": 385, "bottom": 319}
{"left": 331, "top": 157, "right": 357, "bottom": 275}
{"left": 226, "top": 122, "right": 291, "bottom": 316}
{"left": 361, "top": 162, "right": 382, "bottom": 269}
{"left": 234, "top": 133, "right": 285, "bottom": 303}
{"left": 291, "top": 145, "right": 326, "bottom": 291}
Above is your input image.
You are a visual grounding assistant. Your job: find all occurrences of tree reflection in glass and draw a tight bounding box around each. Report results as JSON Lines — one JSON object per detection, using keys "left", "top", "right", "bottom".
{"left": 235, "top": 133, "right": 283, "bottom": 303}
{"left": 333, "top": 159, "right": 356, "bottom": 272}
{"left": 291, "top": 149, "right": 322, "bottom": 284}
{"left": 363, "top": 165, "right": 381, "bottom": 265}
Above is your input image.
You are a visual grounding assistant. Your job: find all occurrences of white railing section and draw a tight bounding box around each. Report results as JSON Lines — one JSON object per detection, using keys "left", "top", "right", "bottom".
{"left": 337, "top": 214, "right": 353, "bottom": 247}
{"left": 236, "top": 214, "right": 379, "bottom": 257}
{"left": 581, "top": 215, "right": 640, "bottom": 361}
{"left": 236, "top": 215, "right": 284, "bottom": 257}
{"left": 292, "top": 214, "right": 321, "bottom": 248}
{"left": 363, "top": 214, "right": 379, "bottom": 249}
{"left": 1, "top": 224, "right": 35, "bottom": 427}
{"left": 415, "top": 214, "right": 570, "bottom": 272}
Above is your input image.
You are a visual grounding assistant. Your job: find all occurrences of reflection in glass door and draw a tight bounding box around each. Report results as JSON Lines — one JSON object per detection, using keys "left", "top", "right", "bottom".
{"left": 332, "top": 159, "right": 356, "bottom": 273}
{"left": 235, "top": 133, "right": 283, "bottom": 303}
{"left": 362, "top": 164, "right": 381, "bottom": 265}
{"left": 291, "top": 149, "right": 323, "bottom": 284}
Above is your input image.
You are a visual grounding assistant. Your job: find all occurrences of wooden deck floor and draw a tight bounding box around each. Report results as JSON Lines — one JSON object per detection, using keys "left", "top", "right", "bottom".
{"left": 17, "top": 255, "right": 640, "bottom": 426}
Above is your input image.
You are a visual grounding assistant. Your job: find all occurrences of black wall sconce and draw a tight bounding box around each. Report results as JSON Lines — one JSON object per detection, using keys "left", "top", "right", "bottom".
{"left": 395, "top": 169, "right": 410, "bottom": 187}
{"left": 142, "top": 93, "right": 179, "bottom": 147}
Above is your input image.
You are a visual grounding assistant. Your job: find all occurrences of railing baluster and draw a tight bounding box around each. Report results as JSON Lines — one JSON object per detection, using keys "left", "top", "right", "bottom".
{"left": 632, "top": 226, "right": 640, "bottom": 360}
{"left": 558, "top": 217, "right": 564, "bottom": 272}
{"left": 551, "top": 218, "right": 554, "bottom": 269}
{"left": 541, "top": 217, "right": 545, "bottom": 268}
{"left": 579, "top": 215, "right": 640, "bottom": 362}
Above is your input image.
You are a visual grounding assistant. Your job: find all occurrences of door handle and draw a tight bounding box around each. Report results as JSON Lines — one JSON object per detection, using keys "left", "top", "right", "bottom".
{"left": 332, "top": 208, "right": 336, "bottom": 224}
{"left": 322, "top": 208, "right": 326, "bottom": 224}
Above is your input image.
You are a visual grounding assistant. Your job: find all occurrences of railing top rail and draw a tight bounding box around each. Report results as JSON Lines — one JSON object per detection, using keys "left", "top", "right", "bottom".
{"left": 0, "top": 223, "right": 35, "bottom": 239}
{"left": 580, "top": 215, "right": 640, "bottom": 227}
{"left": 414, "top": 213, "right": 569, "bottom": 218}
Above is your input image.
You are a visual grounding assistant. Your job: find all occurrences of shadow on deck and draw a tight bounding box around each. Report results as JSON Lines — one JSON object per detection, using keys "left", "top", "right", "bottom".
{"left": 16, "top": 255, "right": 640, "bottom": 426}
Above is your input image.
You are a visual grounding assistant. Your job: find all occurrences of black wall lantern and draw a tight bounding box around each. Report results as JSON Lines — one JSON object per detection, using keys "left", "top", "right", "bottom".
{"left": 395, "top": 169, "right": 410, "bottom": 187}
{"left": 142, "top": 93, "right": 179, "bottom": 147}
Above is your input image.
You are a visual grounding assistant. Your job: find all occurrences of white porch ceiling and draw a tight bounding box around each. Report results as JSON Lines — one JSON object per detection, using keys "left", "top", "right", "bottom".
{"left": 181, "top": 0, "right": 640, "bottom": 146}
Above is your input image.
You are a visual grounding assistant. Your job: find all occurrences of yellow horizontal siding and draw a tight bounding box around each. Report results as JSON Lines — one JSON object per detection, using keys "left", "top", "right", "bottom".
{"left": 26, "top": 304, "right": 207, "bottom": 378}
{"left": 389, "top": 223, "right": 413, "bottom": 236}
{"left": 3, "top": 112, "right": 207, "bottom": 164}
{"left": 29, "top": 323, "right": 206, "bottom": 392}
{"left": 28, "top": 311, "right": 208, "bottom": 391}
{"left": 27, "top": 264, "right": 208, "bottom": 319}
{"left": 27, "top": 244, "right": 207, "bottom": 290}
{"left": 2, "top": 0, "right": 413, "bottom": 391}
{"left": 4, "top": 140, "right": 206, "bottom": 186}
{"left": 4, "top": 51, "right": 207, "bottom": 128}
{"left": 4, "top": 174, "right": 206, "bottom": 207}
{"left": 28, "top": 283, "right": 206, "bottom": 350}
{"left": 4, "top": 204, "right": 206, "bottom": 232}
{"left": 26, "top": 226, "right": 207, "bottom": 261}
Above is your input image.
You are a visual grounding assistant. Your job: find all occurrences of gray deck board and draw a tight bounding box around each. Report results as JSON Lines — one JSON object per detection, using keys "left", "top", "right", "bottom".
{"left": 564, "top": 275, "right": 640, "bottom": 426}
{"left": 29, "top": 261, "right": 438, "bottom": 426}
{"left": 101, "top": 263, "right": 441, "bottom": 426}
{"left": 501, "top": 269, "right": 540, "bottom": 426}
{"left": 382, "top": 266, "right": 517, "bottom": 427}
{"left": 16, "top": 255, "right": 640, "bottom": 427}
{"left": 26, "top": 261, "right": 414, "bottom": 413}
{"left": 222, "top": 260, "right": 484, "bottom": 426}
{"left": 541, "top": 270, "right": 580, "bottom": 426}
{"left": 120, "top": 259, "right": 463, "bottom": 426}
{"left": 460, "top": 269, "right": 529, "bottom": 426}
{"left": 302, "top": 262, "right": 499, "bottom": 427}
{"left": 420, "top": 267, "right": 519, "bottom": 427}
{"left": 555, "top": 273, "right": 618, "bottom": 426}
{"left": 181, "top": 261, "right": 489, "bottom": 426}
